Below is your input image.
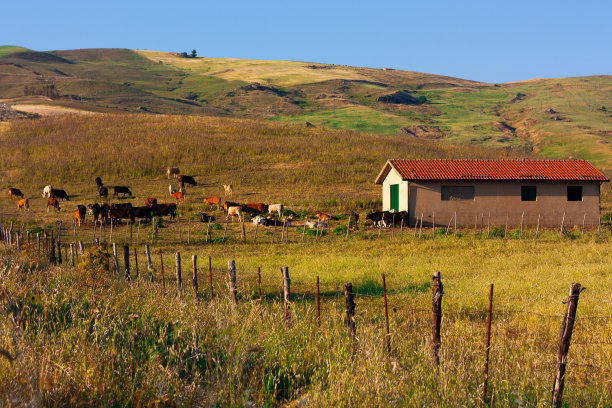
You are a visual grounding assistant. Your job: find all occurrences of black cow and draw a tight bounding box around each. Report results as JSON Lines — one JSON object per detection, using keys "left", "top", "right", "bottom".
{"left": 51, "top": 188, "right": 70, "bottom": 201}
{"left": 151, "top": 203, "right": 177, "bottom": 220}
{"left": 178, "top": 175, "right": 197, "bottom": 188}
{"left": 88, "top": 203, "right": 110, "bottom": 222}
{"left": 109, "top": 203, "right": 134, "bottom": 223}
{"left": 365, "top": 211, "right": 392, "bottom": 227}
{"left": 394, "top": 211, "right": 409, "bottom": 227}
{"left": 349, "top": 211, "right": 360, "bottom": 226}
{"left": 131, "top": 206, "right": 152, "bottom": 222}
{"left": 95, "top": 177, "right": 103, "bottom": 188}
{"left": 113, "top": 186, "right": 132, "bottom": 198}
{"left": 99, "top": 186, "right": 108, "bottom": 199}
{"left": 200, "top": 213, "right": 216, "bottom": 223}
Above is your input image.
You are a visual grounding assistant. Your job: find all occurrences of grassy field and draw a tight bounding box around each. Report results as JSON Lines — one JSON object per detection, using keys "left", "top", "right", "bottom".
{"left": 1, "top": 230, "right": 610, "bottom": 406}
{"left": 1, "top": 47, "right": 610, "bottom": 171}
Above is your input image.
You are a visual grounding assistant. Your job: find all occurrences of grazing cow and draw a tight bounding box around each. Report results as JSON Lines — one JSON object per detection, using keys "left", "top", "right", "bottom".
{"left": 88, "top": 203, "right": 110, "bottom": 222}
{"left": 203, "top": 196, "right": 222, "bottom": 209}
{"left": 50, "top": 188, "right": 70, "bottom": 201}
{"left": 131, "top": 206, "right": 152, "bottom": 222}
{"left": 151, "top": 203, "right": 177, "bottom": 219}
{"left": 99, "top": 186, "right": 109, "bottom": 199}
{"left": 394, "top": 211, "right": 409, "bottom": 227}
{"left": 265, "top": 217, "right": 289, "bottom": 227}
{"left": 200, "top": 213, "right": 216, "bottom": 223}
{"left": 252, "top": 215, "right": 267, "bottom": 225}
{"left": 169, "top": 184, "right": 177, "bottom": 195}
{"left": 167, "top": 167, "right": 180, "bottom": 179}
{"left": 223, "top": 184, "right": 233, "bottom": 196}
{"left": 268, "top": 204, "right": 283, "bottom": 217}
{"left": 226, "top": 206, "right": 243, "bottom": 222}
{"left": 349, "top": 211, "right": 360, "bottom": 226}
{"left": 171, "top": 191, "right": 184, "bottom": 203}
{"left": 222, "top": 201, "right": 241, "bottom": 214}
{"left": 42, "top": 185, "right": 53, "bottom": 198}
{"left": 315, "top": 212, "right": 330, "bottom": 222}
{"left": 305, "top": 219, "right": 326, "bottom": 229}
{"left": 74, "top": 205, "right": 87, "bottom": 226}
{"left": 95, "top": 177, "right": 103, "bottom": 188}
{"left": 365, "top": 211, "right": 392, "bottom": 227}
{"left": 113, "top": 186, "right": 132, "bottom": 198}
{"left": 178, "top": 175, "right": 197, "bottom": 188}
{"left": 47, "top": 198, "right": 61, "bottom": 212}
{"left": 242, "top": 203, "right": 268, "bottom": 215}
{"left": 145, "top": 197, "right": 157, "bottom": 206}
{"left": 109, "top": 203, "right": 134, "bottom": 223}
{"left": 17, "top": 198, "right": 29, "bottom": 212}
{"left": 8, "top": 188, "right": 24, "bottom": 200}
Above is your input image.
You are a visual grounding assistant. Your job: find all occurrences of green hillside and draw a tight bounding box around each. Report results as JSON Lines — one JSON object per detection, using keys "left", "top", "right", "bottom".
{"left": 1, "top": 47, "right": 610, "bottom": 171}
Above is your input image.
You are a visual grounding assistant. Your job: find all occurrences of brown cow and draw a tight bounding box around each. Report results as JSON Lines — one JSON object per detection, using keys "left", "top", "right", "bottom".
{"left": 47, "top": 198, "right": 61, "bottom": 212}
{"left": 171, "top": 191, "right": 184, "bottom": 203}
{"left": 74, "top": 205, "right": 87, "bottom": 226}
{"left": 8, "top": 188, "right": 24, "bottom": 200}
{"left": 146, "top": 197, "right": 158, "bottom": 206}
{"left": 315, "top": 212, "right": 331, "bottom": 222}
{"left": 241, "top": 203, "right": 268, "bottom": 214}
{"left": 17, "top": 198, "right": 29, "bottom": 212}
{"left": 203, "top": 196, "right": 222, "bottom": 209}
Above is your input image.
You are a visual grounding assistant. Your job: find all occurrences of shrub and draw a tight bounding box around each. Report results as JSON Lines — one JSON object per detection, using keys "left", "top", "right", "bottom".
{"left": 417, "top": 95, "right": 428, "bottom": 105}
{"left": 78, "top": 245, "right": 111, "bottom": 283}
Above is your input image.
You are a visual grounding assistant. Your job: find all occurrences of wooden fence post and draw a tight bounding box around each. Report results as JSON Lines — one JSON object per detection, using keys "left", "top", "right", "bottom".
{"left": 257, "top": 267, "right": 262, "bottom": 300}
{"left": 109, "top": 219, "right": 113, "bottom": 243}
{"left": 78, "top": 241, "right": 84, "bottom": 261}
{"left": 206, "top": 219, "right": 211, "bottom": 243}
{"left": 382, "top": 274, "right": 391, "bottom": 356}
{"left": 134, "top": 247, "right": 139, "bottom": 279}
{"left": 432, "top": 212, "right": 436, "bottom": 238}
{"left": 241, "top": 219, "right": 246, "bottom": 242}
{"left": 49, "top": 237, "right": 56, "bottom": 265}
{"left": 228, "top": 260, "right": 238, "bottom": 305}
{"left": 346, "top": 214, "right": 351, "bottom": 239}
{"left": 144, "top": 244, "right": 154, "bottom": 282}
{"left": 520, "top": 212, "right": 525, "bottom": 238}
{"left": 112, "top": 243, "right": 119, "bottom": 278}
{"left": 73, "top": 219, "right": 77, "bottom": 244}
{"left": 223, "top": 218, "right": 228, "bottom": 241}
{"left": 160, "top": 249, "right": 165, "bottom": 290}
{"left": 123, "top": 244, "right": 130, "bottom": 279}
{"left": 57, "top": 239, "right": 62, "bottom": 264}
{"left": 178, "top": 217, "right": 182, "bottom": 243}
{"left": 136, "top": 220, "right": 141, "bottom": 245}
{"left": 454, "top": 211, "right": 457, "bottom": 238}
{"left": 282, "top": 266, "right": 291, "bottom": 325}
{"left": 302, "top": 219, "right": 306, "bottom": 242}
{"left": 188, "top": 218, "right": 191, "bottom": 244}
{"left": 254, "top": 222, "right": 258, "bottom": 242}
{"left": 504, "top": 214, "right": 508, "bottom": 238}
{"left": 560, "top": 212, "right": 566, "bottom": 237}
{"left": 92, "top": 221, "right": 97, "bottom": 244}
{"left": 487, "top": 211, "right": 491, "bottom": 238}
{"left": 192, "top": 255, "right": 198, "bottom": 301}
{"left": 552, "top": 283, "right": 582, "bottom": 408}
{"left": 483, "top": 283, "right": 494, "bottom": 404}
{"left": 432, "top": 271, "right": 443, "bottom": 366}
{"left": 344, "top": 283, "right": 356, "bottom": 339}
{"left": 70, "top": 243, "right": 75, "bottom": 267}
{"left": 209, "top": 256, "right": 213, "bottom": 299}
{"left": 175, "top": 252, "right": 182, "bottom": 298}
{"left": 419, "top": 213, "right": 423, "bottom": 238}
{"left": 536, "top": 213, "right": 541, "bottom": 238}
{"left": 151, "top": 217, "right": 156, "bottom": 244}
{"left": 581, "top": 213, "right": 586, "bottom": 237}
{"left": 37, "top": 233, "right": 41, "bottom": 255}
{"left": 316, "top": 276, "right": 321, "bottom": 326}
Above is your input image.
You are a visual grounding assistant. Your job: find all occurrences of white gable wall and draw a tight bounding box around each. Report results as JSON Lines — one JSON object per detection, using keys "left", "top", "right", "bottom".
{"left": 381, "top": 167, "right": 408, "bottom": 211}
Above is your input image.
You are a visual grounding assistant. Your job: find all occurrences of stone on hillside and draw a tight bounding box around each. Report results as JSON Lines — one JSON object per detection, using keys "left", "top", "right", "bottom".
{"left": 377, "top": 91, "right": 419, "bottom": 105}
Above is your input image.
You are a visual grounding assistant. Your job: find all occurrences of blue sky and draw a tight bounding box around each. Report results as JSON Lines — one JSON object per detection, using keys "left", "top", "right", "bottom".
{"left": 3, "top": 0, "right": 610, "bottom": 82}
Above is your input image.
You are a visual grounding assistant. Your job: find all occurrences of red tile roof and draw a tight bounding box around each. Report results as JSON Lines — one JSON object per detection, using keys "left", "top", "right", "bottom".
{"left": 375, "top": 159, "right": 609, "bottom": 183}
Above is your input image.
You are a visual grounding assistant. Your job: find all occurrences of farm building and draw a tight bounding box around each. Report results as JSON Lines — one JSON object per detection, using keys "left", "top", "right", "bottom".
{"left": 374, "top": 159, "right": 609, "bottom": 228}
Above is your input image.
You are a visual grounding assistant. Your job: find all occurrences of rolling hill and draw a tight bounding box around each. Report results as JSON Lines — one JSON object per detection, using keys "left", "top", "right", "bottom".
{"left": 1, "top": 46, "right": 611, "bottom": 171}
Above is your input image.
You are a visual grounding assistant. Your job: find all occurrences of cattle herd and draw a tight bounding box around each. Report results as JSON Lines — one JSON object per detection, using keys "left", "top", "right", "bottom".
{"left": 5, "top": 166, "right": 403, "bottom": 232}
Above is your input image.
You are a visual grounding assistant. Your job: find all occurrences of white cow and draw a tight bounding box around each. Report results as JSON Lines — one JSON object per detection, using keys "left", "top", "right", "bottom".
{"left": 42, "top": 185, "right": 53, "bottom": 198}
{"left": 252, "top": 215, "right": 267, "bottom": 225}
{"left": 166, "top": 167, "right": 180, "bottom": 179}
{"left": 305, "top": 219, "right": 326, "bottom": 229}
{"left": 226, "top": 206, "right": 243, "bottom": 222}
{"left": 268, "top": 204, "right": 283, "bottom": 217}
{"left": 169, "top": 184, "right": 177, "bottom": 195}
{"left": 223, "top": 184, "right": 233, "bottom": 196}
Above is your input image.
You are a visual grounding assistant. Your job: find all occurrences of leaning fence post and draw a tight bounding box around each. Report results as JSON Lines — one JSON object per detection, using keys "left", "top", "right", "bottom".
{"left": 344, "top": 283, "right": 356, "bottom": 339}
{"left": 228, "top": 260, "right": 238, "bottom": 305}
{"left": 282, "top": 266, "right": 291, "bottom": 325}
{"left": 560, "top": 212, "right": 566, "bottom": 237}
{"left": 123, "top": 244, "right": 130, "bottom": 279}
{"left": 552, "top": 283, "right": 582, "bottom": 408}
{"left": 520, "top": 211, "right": 524, "bottom": 238}
{"left": 160, "top": 249, "right": 165, "bottom": 290}
{"left": 192, "top": 255, "right": 198, "bottom": 301}
{"left": 144, "top": 244, "right": 154, "bottom": 282}
{"left": 175, "top": 252, "right": 182, "bottom": 298}
{"left": 483, "top": 283, "right": 494, "bottom": 404}
{"left": 432, "top": 271, "right": 443, "bottom": 366}
{"left": 134, "top": 248, "right": 139, "bottom": 279}
{"left": 382, "top": 274, "right": 391, "bottom": 356}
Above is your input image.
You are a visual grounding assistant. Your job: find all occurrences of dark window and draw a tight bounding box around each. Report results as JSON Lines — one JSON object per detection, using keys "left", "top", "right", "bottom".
{"left": 521, "top": 186, "right": 537, "bottom": 201}
{"left": 567, "top": 186, "right": 582, "bottom": 201}
{"left": 441, "top": 186, "right": 475, "bottom": 201}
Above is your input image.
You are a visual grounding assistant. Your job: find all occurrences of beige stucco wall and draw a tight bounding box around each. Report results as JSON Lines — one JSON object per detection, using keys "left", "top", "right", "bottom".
{"left": 406, "top": 181, "right": 601, "bottom": 228}
{"left": 382, "top": 168, "right": 408, "bottom": 211}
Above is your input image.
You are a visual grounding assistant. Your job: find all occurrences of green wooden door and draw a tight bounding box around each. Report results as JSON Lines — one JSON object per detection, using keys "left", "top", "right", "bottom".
{"left": 390, "top": 184, "right": 399, "bottom": 212}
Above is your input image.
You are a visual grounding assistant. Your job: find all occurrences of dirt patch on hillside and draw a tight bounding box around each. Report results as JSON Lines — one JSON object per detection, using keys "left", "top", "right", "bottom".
{"left": 400, "top": 125, "right": 443, "bottom": 139}
{"left": 10, "top": 104, "right": 99, "bottom": 116}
